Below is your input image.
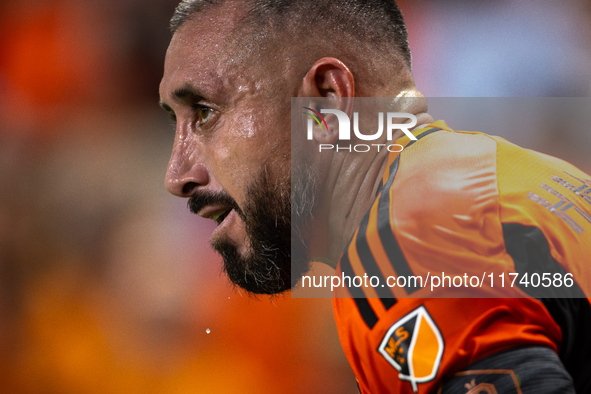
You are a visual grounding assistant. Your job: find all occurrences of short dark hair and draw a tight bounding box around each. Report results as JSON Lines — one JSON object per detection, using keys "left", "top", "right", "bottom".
{"left": 169, "top": 0, "right": 412, "bottom": 68}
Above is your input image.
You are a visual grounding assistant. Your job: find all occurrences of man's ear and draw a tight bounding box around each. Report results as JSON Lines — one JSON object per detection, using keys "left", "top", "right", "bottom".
{"left": 300, "top": 58, "right": 354, "bottom": 144}
{"left": 300, "top": 57, "right": 355, "bottom": 99}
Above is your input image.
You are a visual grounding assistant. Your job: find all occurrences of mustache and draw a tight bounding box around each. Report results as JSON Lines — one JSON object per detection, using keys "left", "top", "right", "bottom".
{"left": 187, "top": 190, "right": 242, "bottom": 217}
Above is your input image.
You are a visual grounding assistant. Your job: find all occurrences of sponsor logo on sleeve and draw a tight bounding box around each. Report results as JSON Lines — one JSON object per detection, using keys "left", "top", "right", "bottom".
{"left": 378, "top": 306, "right": 444, "bottom": 392}
{"left": 464, "top": 378, "right": 498, "bottom": 394}
{"left": 441, "top": 373, "right": 521, "bottom": 394}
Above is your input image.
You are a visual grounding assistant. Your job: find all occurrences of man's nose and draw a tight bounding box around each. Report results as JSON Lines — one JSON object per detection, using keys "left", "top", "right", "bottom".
{"left": 165, "top": 142, "right": 209, "bottom": 197}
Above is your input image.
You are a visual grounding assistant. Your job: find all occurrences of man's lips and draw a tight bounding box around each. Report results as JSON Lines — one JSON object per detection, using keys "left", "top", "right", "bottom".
{"left": 188, "top": 190, "right": 242, "bottom": 225}
{"left": 198, "top": 205, "right": 233, "bottom": 225}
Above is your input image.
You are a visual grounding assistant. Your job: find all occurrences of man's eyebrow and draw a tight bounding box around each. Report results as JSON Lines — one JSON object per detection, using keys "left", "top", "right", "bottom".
{"left": 172, "top": 85, "right": 206, "bottom": 102}
{"left": 159, "top": 84, "right": 207, "bottom": 112}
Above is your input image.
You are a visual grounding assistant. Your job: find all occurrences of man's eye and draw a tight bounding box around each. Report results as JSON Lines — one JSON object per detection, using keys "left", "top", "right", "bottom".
{"left": 195, "top": 105, "right": 213, "bottom": 125}
{"left": 167, "top": 112, "right": 177, "bottom": 124}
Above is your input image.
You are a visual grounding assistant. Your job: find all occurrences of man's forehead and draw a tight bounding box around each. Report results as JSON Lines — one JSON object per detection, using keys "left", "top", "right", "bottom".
{"left": 160, "top": 2, "right": 250, "bottom": 101}
{"left": 173, "top": 1, "right": 247, "bottom": 45}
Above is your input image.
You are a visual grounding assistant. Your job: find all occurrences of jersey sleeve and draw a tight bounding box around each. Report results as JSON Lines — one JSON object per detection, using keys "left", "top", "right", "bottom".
{"left": 439, "top": 346, "right": 575, "bottom": 393}
{"left": 333, "top": 127, "right": 591, "bottom": 393}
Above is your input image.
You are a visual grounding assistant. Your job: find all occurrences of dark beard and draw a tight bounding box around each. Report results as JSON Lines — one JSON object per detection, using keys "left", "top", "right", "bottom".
{"left": 188, "top": 166, "right": 316, "bottom": 295}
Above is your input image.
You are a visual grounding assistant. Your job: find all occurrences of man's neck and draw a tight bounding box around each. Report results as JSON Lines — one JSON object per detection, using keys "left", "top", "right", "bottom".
{"left": 311, "top": 111, "right": 434, "bottom": 268}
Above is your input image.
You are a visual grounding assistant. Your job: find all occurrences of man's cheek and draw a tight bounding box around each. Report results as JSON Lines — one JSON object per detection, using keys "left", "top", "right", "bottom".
{"left": 209, "top": 144, "right": 246, "bottom": 194}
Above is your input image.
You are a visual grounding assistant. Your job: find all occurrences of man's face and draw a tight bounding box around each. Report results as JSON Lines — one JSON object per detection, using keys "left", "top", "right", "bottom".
{"left": 159, "top": 7, "right": 311, "bottom": 294}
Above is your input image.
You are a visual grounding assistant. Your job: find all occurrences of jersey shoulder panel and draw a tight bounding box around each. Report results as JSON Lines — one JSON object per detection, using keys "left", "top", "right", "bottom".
{"left": 385, "top": 129, "right": 514, "bottom": 295}
{"left": 333, "top": 127, "right": 565, "bottom": 394}
{"left": 493, "top": 135, "right": 591, "bottom": 296}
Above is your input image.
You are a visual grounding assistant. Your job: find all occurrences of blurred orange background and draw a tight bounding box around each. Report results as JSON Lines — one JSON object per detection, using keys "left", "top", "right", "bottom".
{"left": 0, "top": 0, "right": 590, "bottom": 393}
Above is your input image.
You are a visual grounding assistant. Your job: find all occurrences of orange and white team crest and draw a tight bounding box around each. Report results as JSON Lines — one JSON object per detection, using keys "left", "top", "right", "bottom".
{"left": 378, "top": 306, "right": 444, "bottom": 392}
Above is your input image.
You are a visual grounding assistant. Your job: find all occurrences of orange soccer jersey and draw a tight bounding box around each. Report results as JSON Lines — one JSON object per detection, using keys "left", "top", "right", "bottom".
{"left": 333, "top": 121, "right": 591, "bottom": 393}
